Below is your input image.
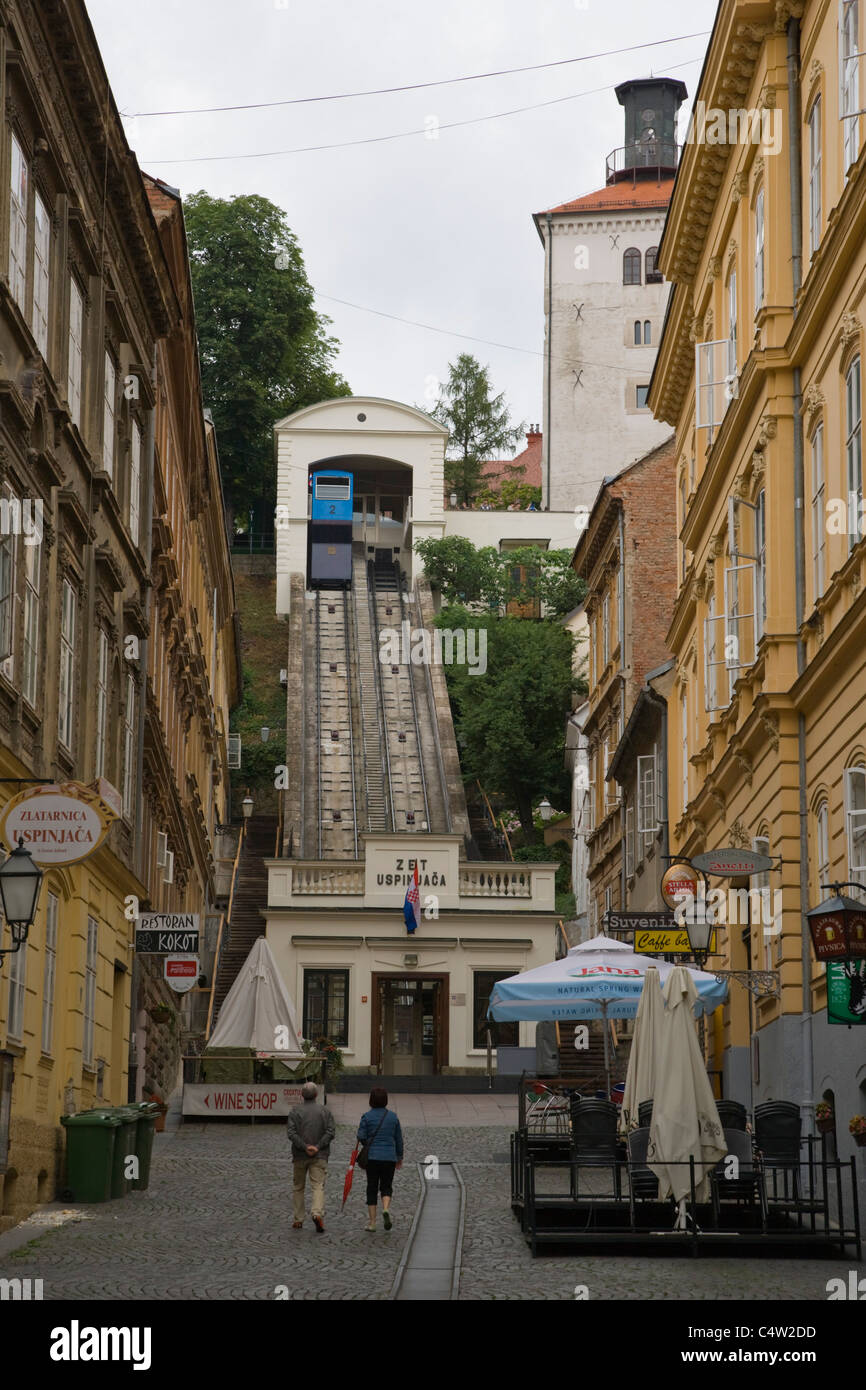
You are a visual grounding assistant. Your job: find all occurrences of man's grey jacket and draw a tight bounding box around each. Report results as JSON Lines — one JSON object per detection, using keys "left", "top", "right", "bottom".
{"left": 286, "top": 1098, "right": 336, "bottom": 1159}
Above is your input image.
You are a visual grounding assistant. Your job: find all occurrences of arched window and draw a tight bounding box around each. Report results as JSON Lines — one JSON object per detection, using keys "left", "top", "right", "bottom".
{"left": 633, "top": 320, "right": 641, "bottom": 344}
{"left": 645, "top": 246, "right": 661, "bottom": 282}
{"left": 623, "top": 248, "right": 641, "bottom": 285}
{"left": 643, "top": 320, "right": 651, "bottom": 344}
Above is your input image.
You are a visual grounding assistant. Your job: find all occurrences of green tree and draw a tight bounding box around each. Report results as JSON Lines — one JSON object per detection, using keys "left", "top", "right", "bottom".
{"left": 438, "top": 607, "right": 577, "bottom": 839}
{"left": 414, "top": 536, "right": 585, "bottom": 617}
{"left": 184, "top": 191, "right": 350, "bottom": 532}
{"left": 431, "top": 354, "right": 523, "bottom": 504}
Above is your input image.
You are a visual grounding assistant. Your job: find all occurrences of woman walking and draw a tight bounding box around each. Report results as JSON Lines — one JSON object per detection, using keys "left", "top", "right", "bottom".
{"left": 357, "top": 1087, "right": 403, "bottom": 1231}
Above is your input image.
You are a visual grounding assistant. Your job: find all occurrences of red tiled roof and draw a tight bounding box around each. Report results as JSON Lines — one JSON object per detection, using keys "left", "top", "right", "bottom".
{"left": 537, "top": 178, "right": 676, "bottom": 216}
{"left": 482, "top": 432, "right": 542, "bottom": 489}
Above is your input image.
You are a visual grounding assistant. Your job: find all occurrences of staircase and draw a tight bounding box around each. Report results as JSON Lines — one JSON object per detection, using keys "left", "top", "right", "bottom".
{"left": 210, "top": 815, "right": 278, "bottom": 1028}
{"left": 555, "top": 1020, "right": 630, "bottom": 1093}
{"left": 465, "top": 784, "right": 511, "bottom": 862}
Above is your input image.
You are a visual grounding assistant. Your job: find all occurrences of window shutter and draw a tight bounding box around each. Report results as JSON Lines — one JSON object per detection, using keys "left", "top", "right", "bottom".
{"left": 227, "top": 733, "right": 241, "bottom": 769}
{"left": 156, "top": 831, "right": 168, "bottom": 868}
{"left": 164, "top": 849, "right": 174, "bottom": 886}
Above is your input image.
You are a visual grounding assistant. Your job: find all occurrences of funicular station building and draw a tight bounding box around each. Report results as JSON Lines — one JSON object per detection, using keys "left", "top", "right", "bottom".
{"left": 262, "top": 397, "right": 566, "bottom": 1080}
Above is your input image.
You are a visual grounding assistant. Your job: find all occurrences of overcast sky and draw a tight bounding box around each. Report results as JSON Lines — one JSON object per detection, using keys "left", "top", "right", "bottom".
{"left": 87, "top": 0, "right": 718, "bottom": 447}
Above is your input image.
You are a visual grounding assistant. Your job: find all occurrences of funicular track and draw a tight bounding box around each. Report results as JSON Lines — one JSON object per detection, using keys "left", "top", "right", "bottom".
{"left": 368, "top": 557, "right": 430, "bottom": 831}
{"left": 313, "top": 590, "right": 358, "bottom": 859}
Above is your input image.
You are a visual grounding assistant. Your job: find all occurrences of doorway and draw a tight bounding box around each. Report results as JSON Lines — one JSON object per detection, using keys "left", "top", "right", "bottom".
{"left": 372, "top": 974, "right": 448, "bottom": 1075}
{"left": 353, "top": 492, "right": 407, "bottom": 554}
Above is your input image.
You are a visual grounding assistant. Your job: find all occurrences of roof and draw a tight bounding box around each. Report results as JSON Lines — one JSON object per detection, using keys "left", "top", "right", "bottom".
{"left": 482, "top": 432, "right": 542, "bottom": 489}
{"left": 535, "top": 177, "right": 676, "bottom": 220}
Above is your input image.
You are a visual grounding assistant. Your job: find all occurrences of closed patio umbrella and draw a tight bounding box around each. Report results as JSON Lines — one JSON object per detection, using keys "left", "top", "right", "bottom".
{"left": 619, "top": 964, "right": 664, "bottom": 1134}
{"left": 647, "top": 966, "right": 726, "bottom": 1228}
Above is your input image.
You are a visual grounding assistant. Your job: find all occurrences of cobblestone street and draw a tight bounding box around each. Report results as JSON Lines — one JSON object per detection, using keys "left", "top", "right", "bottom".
{"left": 0, "top": 1115, "right": 862, "bottom": 1301}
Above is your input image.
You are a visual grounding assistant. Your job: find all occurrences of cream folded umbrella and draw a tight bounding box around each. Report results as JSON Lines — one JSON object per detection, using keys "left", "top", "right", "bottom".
{"left": 619, "top": 964, "right": 664, "bottom": 1135}
{"left": 647, "top": 966, "right": 726, "bottom": 1228}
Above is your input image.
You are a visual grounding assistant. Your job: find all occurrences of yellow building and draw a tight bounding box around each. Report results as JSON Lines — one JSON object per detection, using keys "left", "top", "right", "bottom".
{"left": 650, "top": 0, "right": 866, "bottom": 1155}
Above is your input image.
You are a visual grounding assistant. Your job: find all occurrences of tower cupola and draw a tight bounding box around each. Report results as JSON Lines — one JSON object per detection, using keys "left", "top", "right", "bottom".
{"left": 606, "top": 77, "right": 688, "bottom": 184}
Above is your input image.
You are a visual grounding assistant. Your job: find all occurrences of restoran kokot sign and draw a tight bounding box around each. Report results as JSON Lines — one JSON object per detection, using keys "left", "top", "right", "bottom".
{"left": 0, "top": 782, "right": 116, "bottom": 865}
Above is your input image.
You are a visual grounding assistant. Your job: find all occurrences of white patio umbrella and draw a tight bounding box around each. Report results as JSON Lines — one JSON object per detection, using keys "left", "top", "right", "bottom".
{"left": 647, "top": 966, "right": 726, "bottom": 1228}
{"left": 619, "top": 964, "right": 664, "bottom": 1134}
{"left": 488, "top": 936, "right": 727, "bottom": 1097}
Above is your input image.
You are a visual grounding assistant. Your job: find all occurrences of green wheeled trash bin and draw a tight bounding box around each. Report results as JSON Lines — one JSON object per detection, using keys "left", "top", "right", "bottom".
{"left": 107, "top": 1106, "right": 139, "bottom": 1198}
{"left": 126, "top": 1102, "right": 159, "bottom": 1191}
{"left": 61, "top": 1112, "right": 122, "bottom": 1203}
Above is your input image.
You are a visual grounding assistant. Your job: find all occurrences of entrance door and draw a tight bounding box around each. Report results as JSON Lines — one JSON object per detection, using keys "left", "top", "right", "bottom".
{"left": 380, "top": 978, "right": 439, "bottom": 1075}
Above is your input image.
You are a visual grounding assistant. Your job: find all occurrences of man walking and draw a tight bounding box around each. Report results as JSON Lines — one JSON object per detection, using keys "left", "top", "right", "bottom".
{"left": 286, "top": 1081, "right": 335, "bottom": 1233}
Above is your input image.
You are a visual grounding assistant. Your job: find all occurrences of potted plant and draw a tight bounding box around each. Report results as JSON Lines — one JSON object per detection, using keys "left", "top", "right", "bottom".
{"left": 148, "top": 1002, "right": 172, "bottom": 1025}
{"left": 815, "top": 1101, "right": 834, "bottom": 1134}
{"left": 849, "top": 1115, "right": 866, "bottom": 1147}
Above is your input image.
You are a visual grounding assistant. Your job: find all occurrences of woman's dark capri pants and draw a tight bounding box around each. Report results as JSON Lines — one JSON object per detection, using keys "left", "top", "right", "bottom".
{"left": 365, "top": 1158, "right": 396, "bottom": 1204}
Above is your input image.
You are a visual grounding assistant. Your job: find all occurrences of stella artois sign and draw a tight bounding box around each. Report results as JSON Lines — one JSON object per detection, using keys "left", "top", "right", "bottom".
{"left": 660, "top": 862, "right": 700, "bottom": 910}
{"left": 0, "top": 782, "right": 117, "bottom": 866}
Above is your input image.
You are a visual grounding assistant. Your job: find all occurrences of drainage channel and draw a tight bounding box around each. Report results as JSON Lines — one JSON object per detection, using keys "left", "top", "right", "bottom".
{"left": 389, "top": 1160, "right": 465, "bottom": 1300}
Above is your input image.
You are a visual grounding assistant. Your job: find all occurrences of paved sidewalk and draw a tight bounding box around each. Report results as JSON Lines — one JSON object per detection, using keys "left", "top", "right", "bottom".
{"left": 327, "top": 1093, "right": 518, "bottom": 1127}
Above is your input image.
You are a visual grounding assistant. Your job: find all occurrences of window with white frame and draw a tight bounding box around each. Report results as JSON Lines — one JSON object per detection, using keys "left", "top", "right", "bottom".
{"left": 637, "top": 752, "right": 658, "bottom": 855}
{"left": 22, "top": 538, "right": 40, "bottom": 707}
{"left": 727, "top": 267, "right": 737, "bottom": 371}
{"left": 604, "top": 885, "right": 612, "bottom": 919}
{"left": 722, "top": 494, "right": 761, "bottom": 690}
{"left": 751, "top": 835, "right": 777, "bottom": 969}
{"left": 7, "top": 929, "right": 26, "bottom": 1040}
{"left": 695, "top": 337, "right": 738, "bottom": 439}
{"left": 625, "top": 803, "right": 635, "bottom": 878}
{"left": 755, "top": 490, "right": 766, "bottom": 640}
{"left": 705, "top": 589, "right": 724, "bottom": 713}
{"left": 67, "top": 277, "right": 83, "bottom": 428}
{"left": 754, "top": 188, "right": 765, "bottom": 313}
{"left": 58, "top": 578, "right": 76, "bottom": 749}
{"left": 588, "top": 747, "right": 596, "bottom": 833}
{"left": 602, "top": 592, "right": 610, "bottom": 666}
{"left": 129, "top": 419, "right": 141, "bottom": 547}
{"left": 808, "top": 97, "right": 822, "bottom": 256}
{"left": 588, "top": 615, "right": 595, "bottom": 688}
{"left": 83, "top": 916, "right": 98, "bottom": 1068}
{"left": 122, "top": 672, "right": 137, "bottom": 820}
{"left": 841, "top": 0, "right": 863, "bottom": 169}
{"left": 846, "top": 356, "right": 862, "bottom": 552}
{"left": 102, "top": 351, "right": 116, "bottom": 478}
{"left": 811, "top": 423, "right": 826, "bottom": 601}
{"left": 95, "top": 629, "right": 109, "bottom": 779}
{"left": 816, "top": 801, "right": 830, "bottom": 898}
{"left": 42, "top": 892, "right": 58, "bottom": 1055}
{"left": 681, "top": 687, "right": 689, "bottom": 814}
{"left": 33, "top": 190, "right": 50, "bottom": 359}
{"left": 844, "top": 765, "right": 866, "bottom": 887}
{"left": 9, "top": 133, "right": 28, "bottom": 312}
{"left": 680, "top": 476, "right": 688, "bottom": 580}
{"left": 0, "top": 484, "right": 16, "bottom": 668}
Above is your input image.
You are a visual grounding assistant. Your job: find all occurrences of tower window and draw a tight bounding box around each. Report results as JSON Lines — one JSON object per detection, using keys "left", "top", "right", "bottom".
{"left": 636, "top": 385, "right": 650, "bottom": 409}
{"left": 645, "top": 247, "right": 662, "bottom": 283}
{"left": 634, "top": 320, "right": 641, "bottom": 344}
{"left": 623, "top": 248, "right": 641, "bottom": 285}
{"left": 644, "top": 320, "right": 651, "bottom": 344}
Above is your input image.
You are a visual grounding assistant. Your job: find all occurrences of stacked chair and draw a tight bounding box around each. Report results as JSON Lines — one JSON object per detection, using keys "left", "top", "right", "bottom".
{"left": 570, "top": 1098, "right": 621, "bottom": 1199}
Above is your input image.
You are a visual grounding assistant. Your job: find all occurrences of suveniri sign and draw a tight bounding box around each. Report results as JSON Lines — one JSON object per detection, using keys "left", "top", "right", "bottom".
{"left": 0, "top": 782, "right": 115, "bottom": 866}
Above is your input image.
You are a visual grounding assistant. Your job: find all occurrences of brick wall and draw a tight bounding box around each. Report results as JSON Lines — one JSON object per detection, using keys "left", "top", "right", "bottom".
{"left": 609, "top": 434, "right": 678, "bottom": 690}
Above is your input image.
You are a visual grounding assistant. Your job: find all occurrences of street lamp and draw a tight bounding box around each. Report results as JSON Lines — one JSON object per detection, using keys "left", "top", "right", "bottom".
{"left": 260, "top": 727, "right": 270, "bottom": 743}
{"left": 0, "top": 837, "right": 44, "bottom": 967}
{"left": 681, "top": 900, "right": 716, "bottom": 970}
{"left": 450, "top": 492, "right": 458, "bottom": 508}
{"left": 537, "top": 798, "right": 553, "bottom": 823}
{"left": 806, "top": 882, "right": 866, "bottom": 962}
{"left": 242, "top": 791, "right": 254, "bottom": 820}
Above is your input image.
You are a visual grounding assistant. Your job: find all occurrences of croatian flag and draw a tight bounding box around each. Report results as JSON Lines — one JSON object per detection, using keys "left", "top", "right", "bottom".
{"left": 403, "top": 863, "right": 420, "bottom": 934}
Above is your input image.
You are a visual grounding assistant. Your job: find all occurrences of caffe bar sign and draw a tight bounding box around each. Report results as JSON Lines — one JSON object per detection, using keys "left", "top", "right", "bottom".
{"left": 0, "top": 782, "right": 117, "bottom": 866}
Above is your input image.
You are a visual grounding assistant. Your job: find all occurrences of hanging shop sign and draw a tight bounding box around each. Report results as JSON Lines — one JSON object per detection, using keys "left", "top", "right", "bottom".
{"left": 634, "top": 927, "right": 718, "bottom": 955}
{"left": 164, "top": 955, "right": 199, "bottom": 993}
{"left": 806, "top": 894, "right": 866, "bottom": 962}
{"left": 0, "top": 782, "right": 116, "bottom": 866}
{"left": 182, "top": 1084, "right": 305, "bottom": 1116}
{"left": 135, "top": 914, "right": 200, "bottom": 954}
{"left": 660, "top": 862, "right": 700, "bottom": 910}
{"left": 826, "top": 962, "right": 866, "bottom": 1025}
{"left": 691, "top": 847, "right": 774, "bottom": 877}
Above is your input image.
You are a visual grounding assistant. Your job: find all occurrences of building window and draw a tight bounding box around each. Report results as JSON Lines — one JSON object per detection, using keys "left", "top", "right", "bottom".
{"left": 816, "top": 801, "right": 830, "bottom": 898}
{"left": 83, "top": 916, "right": 98, "bottom": 1068}
{"left": 705, "top": 589, "right": 722, "bottom": 712}
{"left": 604, "top": 885, "right": 612, "bottom": 917}
{"left": 681, "top": 687, "right": 689, "bottom": 814}
{"left": 633, "top": 319, "right": 641, "bottom": 345}
{"left": 473, "top": 971, "right": 518, "bottom": 1047}
{"left": 303, "top": 969, "right": 348, "bottom": 1045}
{"left": 68, "top": 277, "right": 84, "bottom": 428}
{"left": 751, "top": 835, "right": 777, "bottom": 969}
{"left": 58, "top": 578, "right": 76, "bottom": 749}
{"left": 42, "top": 892, "right": 59, "bottom": 1055}
{"left": 645, "top": 246, "right": 661, "bottom": 283}
{"left": 841, "top": 0, "right": 862, "bottom": 170}
{"left": 7, "top": 929, "right": 26, "bottom": 1041}
{"left": 636, "top": 385, "right": 649, "bottom": 409}
{"left": 808, "top": 96, "right": 822, "bottom": 255}
{"left": 95, "top": 629, "right": 109, "bottom": 779}
{"left": 846, "top": 356, "right": 862, "bottom": 551}
{"left": 602, "top": 592, "right": 610, "bottom": 665}
{"left": 844, "top": 765, "right": 866, "bottom": 887}
{"left": 0, "top": 485, "right": 16, "bottom": 669}
{"left": 811, "top": 423, "right": 825, "bottom": 601}
{"left": 754, "top": 189, "right": 765, "bottom": 313}
{"left": 727, "top": 268, "right": 737, "bottom": 372}
{"left": 637, "top": 752, "right": 658, "bottom": 856}
{"left": 129, "top": 420, "right": 142, "bottom": 547}
{"left": 755, "top": 489, "right": 766, "bottom": 640}
{"left": 9, "top": 133, "right": 28, "bottom": 312}
{"left": 643, "top": 320, "right": 651, "bottom": 345}
{"left": 33, "top": 191, "right": 50, "bottom": 359}
{"left": 625, "top": 802, "right": 635, "bottom": 877}
{"left": 102, "top": 351, "right": 116, "bottom": 478}
{"left": 22, "top": 537, "right": 40, "bottom": 707}
{"left": 679, "top": 477, "right": 688, "bottom": 580}
{"left": 623, "top": 247, "right": 641, "bottom": 284}
{"left": 587, "top": 616, "right": 594, "bottom": 688}
{"left": 122, "top": 673, "right": 137, "bottom": 820}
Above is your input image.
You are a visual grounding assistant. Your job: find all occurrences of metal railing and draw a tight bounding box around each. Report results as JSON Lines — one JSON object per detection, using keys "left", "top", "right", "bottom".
{"left": 605, "top": 141, "right": 681, "bottom": 183}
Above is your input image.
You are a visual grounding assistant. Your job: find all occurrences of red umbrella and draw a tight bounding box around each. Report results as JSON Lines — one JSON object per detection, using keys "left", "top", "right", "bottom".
{"left": 341, "top": 1146, "right": 360, "bottom": 1209}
